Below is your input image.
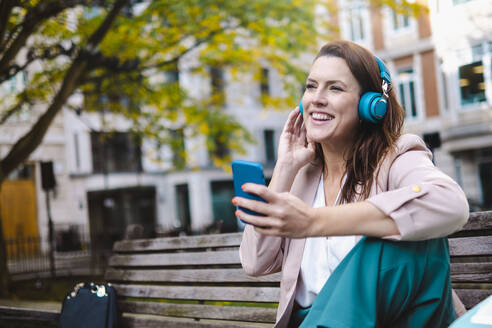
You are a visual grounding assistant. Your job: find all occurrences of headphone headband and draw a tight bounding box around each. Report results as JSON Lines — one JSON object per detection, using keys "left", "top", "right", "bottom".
{"left": 375, "top": 56, "right": 391, "bottom": 84}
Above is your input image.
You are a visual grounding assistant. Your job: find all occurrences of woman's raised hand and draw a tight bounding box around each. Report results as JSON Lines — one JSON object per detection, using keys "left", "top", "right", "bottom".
{"left": 233, "top": 183, "right": 319, "bottom": 238}
{"left": 277, "top": 108, "right": 316, "bottom": 170}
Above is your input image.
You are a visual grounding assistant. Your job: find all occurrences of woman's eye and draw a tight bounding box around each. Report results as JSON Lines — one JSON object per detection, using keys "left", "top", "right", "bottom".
{"left": 306, "top": 84, "right": 316, "bottom": 89}
{"left": 331, "top": 86, "right": 343, "bottom": 91}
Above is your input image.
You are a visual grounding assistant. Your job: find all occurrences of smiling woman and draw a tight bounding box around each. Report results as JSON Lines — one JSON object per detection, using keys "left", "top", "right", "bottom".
{"left": 235, "top": 40, "right": 469, "bottom": 328}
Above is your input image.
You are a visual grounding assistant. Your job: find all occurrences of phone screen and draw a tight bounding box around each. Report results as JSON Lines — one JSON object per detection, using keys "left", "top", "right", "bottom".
{"left": 231, "top": 160, "right": 266, "bottom": 218}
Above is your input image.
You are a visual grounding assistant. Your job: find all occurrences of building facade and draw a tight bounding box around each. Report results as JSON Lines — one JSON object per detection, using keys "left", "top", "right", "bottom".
{"left": 337, "top": 0, "right": 492, "bottom": 209}
{"left": 1, "top": 46, "right": 292, "bottom": 255}
{"left": 2, "top": 0, "right": 491, "bottom": 256}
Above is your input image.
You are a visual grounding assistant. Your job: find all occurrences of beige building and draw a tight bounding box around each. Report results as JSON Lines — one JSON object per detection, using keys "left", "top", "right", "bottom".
{"left": 337, "top": 0, "right": 492, "bottom": 209}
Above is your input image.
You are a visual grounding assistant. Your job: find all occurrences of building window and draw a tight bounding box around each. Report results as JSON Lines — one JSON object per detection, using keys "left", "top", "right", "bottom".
{"left": 74, "top": 133, "right": 81, "bottom": 170}
{"left": 264, "top": 129, "right": 276, "bottom": 163}
{"left": 457, "top": 42, "right": 490, "bottom": 107}
{"left": 7, "top": 164, "right": 35, "bottom": 180}
{"left": 391, "top": 9, "right": 410, "bottom": 31}
{"left": 347, "top": 2, "right": 366, "bottom": 42}
{"left": 260, "top": 68, "right": 270, "bottom": 97}
{"left": 210, "top": 66, "right": 225, "bottom": 106}
{"left": 175, "top": 184, "right": 191, "bottom": 234}
{"left": 166, "top": 62, "right": 180, "bottom": 84}
{"left": 440, "top": 60, "right": 449, "bottom": 110}
{"left": 339, "top": 0, "right": 368, "bottom": 44}
{"left": 170, "top": 128, "right": 186, "bottom": 169}
{"left": 479, "top": 161, "right": 492, "bottom": 210}
{"left": 397, "top": 69, "right": 418, "bottom": 119}
{"left": 459, "top": 61, "right": 486, "bottom": 106}
{"left": 91, "top": 132, "right": 142, "bottom": 173}
{"left": 208, "top": 134, "right": 229, "bottom": 161}
{"left": 454, "top": 156, "right": 463, "bottom": 188}
{"left": 210, "top": 180, "right": 237, "bottom": 233}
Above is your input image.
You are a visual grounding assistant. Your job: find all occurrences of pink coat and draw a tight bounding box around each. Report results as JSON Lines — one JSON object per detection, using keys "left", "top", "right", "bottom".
{"left": 240, "top": 134, "right": 469, "bottom": 328}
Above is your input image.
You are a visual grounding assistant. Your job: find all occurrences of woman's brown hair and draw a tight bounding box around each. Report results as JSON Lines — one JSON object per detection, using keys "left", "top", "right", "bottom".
{"left": 313, "top": 40, "right": 405, "bottom": 203}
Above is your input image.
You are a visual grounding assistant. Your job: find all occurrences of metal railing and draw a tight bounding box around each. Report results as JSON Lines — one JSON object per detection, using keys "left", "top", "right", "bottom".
{"left": 5, "top": 231, "right": 103, "bottom": 280}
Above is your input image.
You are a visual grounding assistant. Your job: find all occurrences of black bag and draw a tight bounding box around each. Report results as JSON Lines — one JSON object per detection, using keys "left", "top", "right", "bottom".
{"left": 59, "top": 282, "right": 118, "bottom": 328}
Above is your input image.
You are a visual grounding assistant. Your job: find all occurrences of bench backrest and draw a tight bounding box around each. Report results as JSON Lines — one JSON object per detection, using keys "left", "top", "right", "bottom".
{"left": 105, "top": 211, "right": 492, "bottom": 326}
{"left": 105, "top": 232, "right": 280, "bottom": 326}
{"left": 449, "top": 211, "right": 492, "bottom": 309}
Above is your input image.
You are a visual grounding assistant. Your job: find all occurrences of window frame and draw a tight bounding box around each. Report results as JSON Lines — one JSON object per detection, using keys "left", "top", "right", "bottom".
{"left": 455, "top": 41, "right": 492, "bottom": 111}
{"left": 383, "top": 1, "right": 417, "bottom": 37}
{"left": 338, "top": 0, "right": 371, "bottom": 46}
{"left": 396, "top": 67, "right": 421, "bottom": 121}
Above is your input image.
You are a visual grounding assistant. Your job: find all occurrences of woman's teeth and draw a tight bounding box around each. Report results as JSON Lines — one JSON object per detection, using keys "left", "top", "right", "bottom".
{"left": 312, "top": 112, "right": 333, "bottom": 120}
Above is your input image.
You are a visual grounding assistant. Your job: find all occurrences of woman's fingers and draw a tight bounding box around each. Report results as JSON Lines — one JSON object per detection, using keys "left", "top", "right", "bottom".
{"left": 293, "top": 109, "right": 304, "bottom": 139}
{"left": 299, "top": 123, "right": 307, "bottom": 144}
{"left": 233, "top": 196, "right": 271, "bottom": 216}
{"left": 241, "top": 183, "right": 277, "bottom": 203}
{"left": 282, "top": 107, "right": 301, "bottom": 135}
{"left": 235, "top": 209, "right": 277, "bottom": 228}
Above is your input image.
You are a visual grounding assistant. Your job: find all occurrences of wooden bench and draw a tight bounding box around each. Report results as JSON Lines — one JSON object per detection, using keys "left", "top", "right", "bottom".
{"left": 1, "top": 211, "right": 491, "bottom": 327}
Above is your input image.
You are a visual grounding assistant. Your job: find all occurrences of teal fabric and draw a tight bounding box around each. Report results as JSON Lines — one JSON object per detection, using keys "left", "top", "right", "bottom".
{"left": 291, "top": 237, "right": 456, "bottom": 328}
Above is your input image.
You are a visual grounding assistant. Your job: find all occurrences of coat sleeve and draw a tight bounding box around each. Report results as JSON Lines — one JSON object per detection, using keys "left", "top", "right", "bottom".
{"left": 367, "top": 134, "right": 469, "bottom": 241}
{"left": 239, "top": 224, "right": 284, "bottom": 276}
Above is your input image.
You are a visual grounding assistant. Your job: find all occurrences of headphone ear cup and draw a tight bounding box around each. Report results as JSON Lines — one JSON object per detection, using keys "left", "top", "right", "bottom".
{"left": 358, "top": 92, "right": 387, "bottom": 124}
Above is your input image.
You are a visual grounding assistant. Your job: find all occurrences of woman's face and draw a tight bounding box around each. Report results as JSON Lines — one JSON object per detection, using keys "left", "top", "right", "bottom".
{"left": 302, "top": 56, "right": 361, "bottom": 149}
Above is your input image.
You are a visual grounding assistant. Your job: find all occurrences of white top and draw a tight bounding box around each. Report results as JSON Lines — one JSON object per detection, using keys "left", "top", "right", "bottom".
{"left": 294, "top": 175, "right": 357, "bottom": 308}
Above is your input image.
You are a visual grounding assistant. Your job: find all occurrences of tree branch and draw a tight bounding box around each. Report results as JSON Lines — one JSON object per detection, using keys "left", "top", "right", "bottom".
{"left": 85, "top": 26, "right": 232, "bottom": 76}
{"left": 0, "top": 97, "right": 31, "bottom": 125}
{"left": 0, "top": 0, "right": 129, "bottom": 177}
{"left": 0, "top": 42, "right": 75, "bottom": 82}
{"left": 0, "top": 0, "right": 89, "bottom": 77}
{"left": 141, "top": 27, "right": 230, "bottom": 71}
{"left": 0, "top": 0, "right": 17, "bottom": 51}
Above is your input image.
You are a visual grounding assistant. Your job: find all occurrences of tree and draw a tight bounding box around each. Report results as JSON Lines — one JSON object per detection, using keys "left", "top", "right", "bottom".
{"left": 0, "top": 0, "right": 424, "bottom": 295}
{"left": 0, "top": 0, "right": 323, "bottom": 296}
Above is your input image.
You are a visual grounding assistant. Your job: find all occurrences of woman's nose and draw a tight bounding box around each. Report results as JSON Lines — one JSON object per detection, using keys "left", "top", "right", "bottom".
{"left": 312, "top": 90, "right": 328, "bottom": 107}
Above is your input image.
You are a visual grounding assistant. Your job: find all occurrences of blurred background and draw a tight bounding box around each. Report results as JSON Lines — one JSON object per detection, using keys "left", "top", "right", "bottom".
{"left": 0, "top": 0, "right": 490, "bottom": 299}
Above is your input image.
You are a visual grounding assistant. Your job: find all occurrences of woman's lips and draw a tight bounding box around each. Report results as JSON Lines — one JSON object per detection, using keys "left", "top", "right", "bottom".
{"left": 310, "top": 112, "right": 334, "bottom": 124}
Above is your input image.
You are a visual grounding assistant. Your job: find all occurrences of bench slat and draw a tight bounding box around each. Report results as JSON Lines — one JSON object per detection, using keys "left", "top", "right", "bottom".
{"left": 114, "top": 233, "right": 243, "bottom": 253}
{"left": 451, "top": 262, "right": 492, "bottom": 283}
{"left": 461, "top": 212, "right": 492, "bottom": 231}
{"left": 119, "top": 301, "right": 277, "bottom": 323}
{"left": 109, "top": 250, "right": 240, "bottom": 267}
{"left": 122, "top": 313, "right": 272, "bottom": 328}
{"left": 0, "top": 305, "right": 58, "bottom": 327}
{"left": 106, "top": 268, "right": 281, "bottom": 283}
{"left": 451, "top": 262, "right": 492, "bottom": 274}
{"left": 451, "top": 273, "right": 492, "bottom": 283}
{"left": 449, "top": 236, "right": 492, "bottom": 257}
{"left": 113, "top": 284, "right": 280, "bottom": 302}
{"left": 453, "top": 289, "right": 492, "bottom": 309}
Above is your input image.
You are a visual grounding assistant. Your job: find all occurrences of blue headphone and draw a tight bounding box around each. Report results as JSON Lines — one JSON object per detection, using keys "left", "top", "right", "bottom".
{"left": 299, "top": 56, "right": 391, "bottom": 124}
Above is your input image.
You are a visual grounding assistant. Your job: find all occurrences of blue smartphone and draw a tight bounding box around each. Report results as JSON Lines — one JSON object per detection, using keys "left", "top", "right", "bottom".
{"left": 231, "top": 160, "right": 267, "bottom": 218}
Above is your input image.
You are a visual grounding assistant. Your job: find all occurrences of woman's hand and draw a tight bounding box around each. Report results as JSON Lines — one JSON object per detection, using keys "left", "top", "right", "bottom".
{"left": 233, "top": 183, "right": 320, "bottom": 238}
{"left": 277, "top": 108, "right": 316, "bottom": 170}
